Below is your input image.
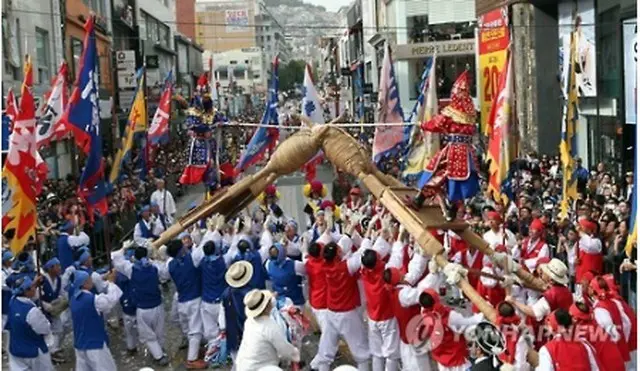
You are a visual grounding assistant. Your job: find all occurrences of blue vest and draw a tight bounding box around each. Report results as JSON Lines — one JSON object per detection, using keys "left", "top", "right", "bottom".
{"left": 115, "top": 272, "right": 136, "bottom": 316}
{"left": 267, "top": 260, "right": 305, "bottom": 305}
{"left": 201, "top": 257, "right": 228, "bottom": 303}
{"left": 222, "top": 286, "right": 250, "bottom": 352}
{"left": 56, "top": 234, "right": 73, "bottom": 270}
{"left": 138, "top": 220, "right": 157, "bottom": 239}
{"left": 130, "top": 262, "right": 162, "bottom": 309}
{"left": 168, "top": 253, "right": 202, "bottom": 303}
{"left": 5, "top": 271, "right": 37, "bottom": 291}
{"left": 41, "top": 276, "right": 61, "bottom": 303}
{"left": 154, "top": 213, "right": 168, "bottom": 230}
{"left": 70, "top": 291, "right": 109, "bottom": 350}
{"left": 233, "top": 251, "right": 266, "bottom": 290}
{"left": 8, "top": 298, "right": 48, "bottom": 358}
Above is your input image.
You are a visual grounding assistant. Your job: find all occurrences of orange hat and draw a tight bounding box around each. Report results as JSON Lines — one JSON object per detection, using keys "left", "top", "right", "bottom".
{"left": 579, "top": 218, "right": 597, "bottom": 233}
{"left": 487, "top": 211, "right": 502, "bottom": 222}
{"left": 580, "top": 270, "right": 595, "bottom": 285}
{"left": 602, "top": 274, "right": 619, "bottom": 293}
{"left": 311, "top": 180, "right": 324, "bottom": 193}
{"left": 569, "top": 303, "right": 592, "bottom": 322}
{"left": 589, "top": 276, "right": 609, "bottom": 300}
{"left": 530, "top": 218, "right": 544, "bottom": 232}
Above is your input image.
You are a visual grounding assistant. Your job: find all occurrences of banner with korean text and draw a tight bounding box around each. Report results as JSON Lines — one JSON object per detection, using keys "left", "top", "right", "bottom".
{"left": 478, "top": 7, "right": 510, "bottom": 135}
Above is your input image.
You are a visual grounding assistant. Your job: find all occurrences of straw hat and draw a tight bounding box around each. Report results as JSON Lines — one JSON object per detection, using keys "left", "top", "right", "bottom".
{"left": 540, "top": 258, "right": 569, "bottom": 285}
{"left": 243, "top": 289, "right": 273, "bottom": 318}
{"left": 225, "top": 261, "right": 254, "bottom": 288}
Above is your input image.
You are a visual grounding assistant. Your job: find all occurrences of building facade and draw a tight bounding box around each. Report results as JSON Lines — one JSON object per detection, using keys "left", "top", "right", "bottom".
{"left": 206, "top": 47, "right": 266, "bottom": 93}
{"left": 196, "top": 0, "right": 259, "bottom": 53}
{"left": 138, "top": 0, "right": 176, "bottom": 88}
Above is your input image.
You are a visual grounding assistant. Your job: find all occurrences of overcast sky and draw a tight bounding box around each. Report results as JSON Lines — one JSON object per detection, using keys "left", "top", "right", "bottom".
{"left": 305, "top": 0, "right": 351, "bottom": 12}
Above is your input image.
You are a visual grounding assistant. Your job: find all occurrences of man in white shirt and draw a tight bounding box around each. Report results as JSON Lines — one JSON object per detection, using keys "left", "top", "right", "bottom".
{"left": 482, "top": 211, "right": 517, "bottom": 251}
{"left": 150, "top": 179, "right": 176, "bottom": 223}
{"left": 235, "top": 289, "right": 300, "bottom": 371}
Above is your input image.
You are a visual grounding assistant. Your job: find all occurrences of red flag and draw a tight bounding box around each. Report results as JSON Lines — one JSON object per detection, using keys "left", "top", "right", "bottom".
{"left": 148, "top": 72, "right": 172, "bottom": 146}
{"left": 5, "top": 89, "right": 18, "bottom": 131}
{"left": 2, "top": 57, "right": 38, "bottom": 253}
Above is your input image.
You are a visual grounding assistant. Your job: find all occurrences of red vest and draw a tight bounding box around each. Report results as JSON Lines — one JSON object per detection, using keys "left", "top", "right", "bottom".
{"left": 428, "top": 308, "right": 468, "bottom": 367}
{"left": 595, "top": 299, "right": 631, "bottom": 362}
{"left": 498, "top": 324, "right": 520, "bottom": 365}
{"left": 545, "top": 337, "right": 595, "bottom": 371}
{"left": 575, "top": 321, "right": 626, "bottom": 371}
{"left": 448, "top": 234, "right": 468, "bottom": 260}
{"left": 460, "top": 249, "right": 484, "bottom": 288}
{"left": 305, "top": 256, "right": 327, "bottom": 309}
{"left": 324, "top": 260, "right": 360, "bottom": 312}
{"left": 613, "top": 296, "right": 637, "bottom": 352}
{"left": 390, "top": 286, "right": 421, "bottom": 344}
{"left": 521, "top": 238, "right": 546, "bottom": 261}
{"left": 472, "top": 281, "right": 505, "bottom": 313}
{"left": 361, "top": 261, "right": 394, "bottom": 321}
{"left": 576, "top": 241, "right": 603, "bottom": 282}
{"left": 401, "top": 244, "right": 411, "bottom": 274}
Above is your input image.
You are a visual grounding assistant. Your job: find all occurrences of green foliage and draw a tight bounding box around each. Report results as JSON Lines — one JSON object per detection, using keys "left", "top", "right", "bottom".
{"left": 279, "top": 60, "right": 306, "bottom": 92}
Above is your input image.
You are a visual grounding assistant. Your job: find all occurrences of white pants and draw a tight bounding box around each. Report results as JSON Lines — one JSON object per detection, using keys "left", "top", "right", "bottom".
{"left": 201, "top": 301, "right": 222, "bottom": 342}
{"left": 137, "top": 304, "right": 165, "bottom": 359}
{"left": 436, "top": 362, "right": 470, "bottom": 371}
{"left": 400, "top": 342, "right": 433, "bottom": 371}
{"left": 75, "top": 344, "right": 117, "bottom": 371}
{"left": 122, "top": 313, "right": 138, "bottom": 350}
{"left": 369, "top": 317, "right": 400, "bottom": 371}
{"left": 9, "top": 349, "right": 53, "bottom": 371}
{"left": 627, "top": 351, "right": 637, "bottom": 371}
{"left": 45, "top": 311, "right": 68, "bottom": 354}
{"left": 177, "top": 297, "right": 203, "bottom": 361}
{"left": 312, "top": 308, "right": 371, "bottom": 370}
{"left": 311, "top": 307, "right": 328, "bottom": 333}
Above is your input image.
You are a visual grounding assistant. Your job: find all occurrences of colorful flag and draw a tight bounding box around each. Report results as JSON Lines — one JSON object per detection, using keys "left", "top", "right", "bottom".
{"left": 235, "top": 56, "right": 280, "bottom": 172}
{"left": 372, "top": 42, "right": 405, "bottom": 166}
{"left": 2, "top": 57, "right": 38, "bottom": 253}
{"left": 301, "top": 63, "right": 325, "bottom": 181}
{"left": 559, "top": 28, "right": 580, "bottom": 220}
{"left": 110, "top": 68, "right": 147, "bottom": 183}
{"left": 5, "top": 88, "right": 18, "bottom": 132}
{"left": 37, "top": 61, "right": 68, "bottom": 147}
{"left": 487, "top": 51, "right": 516, "bottom": 205}
{"left": 58, "top": 16, "right": 108, "bottom": 221}
{"left": 209, "top": 56, "right": 218, "bottom": 102}
{"left": 149, "top": 71, "right": 172, "bottom": 146}
{"left": 403, "top": 56, "right": 438, "bottom": 180}
{"left": 626, "top": 157, "right": 637, "bottom": 257}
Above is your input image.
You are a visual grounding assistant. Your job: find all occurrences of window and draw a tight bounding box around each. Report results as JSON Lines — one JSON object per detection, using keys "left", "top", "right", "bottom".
{"left": 148, "top": 16, "right": 158, "bottom": 42}
{"left": 230, "top": 60, "right": 237, "bottom": 64}
{"left": 266, "top": 35, "right": 271, "bottom": 41}
{"left": 36, "top": 28, "right": 50, "bottom": 83}
{"left": 219, "top": 69, "right": 228, "bottom": 80}
{"left": 144, "top": 11, "right": 170, "bottom": 47}
{"left": 244, "top": 59, "right": 249, "bottom": 64}
{"left": 158, "top": 23, "right": 170, "bottom": 47}
{"left": 71, "top": 37, "right": 83, "bottom": 79}
{"left": 233, "top": 69, "right": 245, "bottom": 79}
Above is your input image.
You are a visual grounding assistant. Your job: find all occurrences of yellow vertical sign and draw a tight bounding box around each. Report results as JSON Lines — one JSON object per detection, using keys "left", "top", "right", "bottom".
{"left": 478, "top": 7, "right": 510, "bottom": 135}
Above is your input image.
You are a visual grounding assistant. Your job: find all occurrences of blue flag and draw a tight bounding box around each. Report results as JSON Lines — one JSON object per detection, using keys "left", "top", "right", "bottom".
{"left": 59, "top": 16, "right": 108, "bottom": 221}
{"left": 235, "top": 56, "right": 280, "bottom": 172}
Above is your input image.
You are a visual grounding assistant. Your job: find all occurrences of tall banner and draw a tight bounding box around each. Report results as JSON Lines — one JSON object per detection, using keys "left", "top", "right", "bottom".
{"left": 558, "top": 0, "right": 597, "bottom": 97}
{"left": 623, "top": 19, "right": 637, "bottom": 125}
{"left": 478, "top": 7, "right": 510, "bottom": 135}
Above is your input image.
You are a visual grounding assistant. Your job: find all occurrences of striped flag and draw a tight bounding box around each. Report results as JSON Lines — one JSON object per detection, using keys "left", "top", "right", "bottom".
{"left": 487, "top": 51, "right": 516, "bottom": 204}
{"left": 403, "top": 56, "right": 438, "bottom": 180}
{"left": 559, "top": 28, "right": 580, "bottom": 220}
{"left": 372, "top": 42, "right": 405, "bottom": 166}
{"left": 38, "top": 61, "right": 69, "bottom": 147}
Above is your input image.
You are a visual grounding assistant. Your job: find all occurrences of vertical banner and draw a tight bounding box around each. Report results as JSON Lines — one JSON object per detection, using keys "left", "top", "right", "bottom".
{"left": 558, "top": 0, "right": 597, "bottom": 97}
{"left": 478, "top": 6, "right": 510, "bottom": 135}
{"left": 624, "top": 18, "right": 637, "bottom": 125}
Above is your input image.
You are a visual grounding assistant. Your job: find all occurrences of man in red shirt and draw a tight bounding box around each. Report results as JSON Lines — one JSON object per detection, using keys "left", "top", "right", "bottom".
{"left": 310, "top": 241, "right": 370, "bottom": 371}
{"left": 361, "top": 250, "right": 400, "bottom": 371}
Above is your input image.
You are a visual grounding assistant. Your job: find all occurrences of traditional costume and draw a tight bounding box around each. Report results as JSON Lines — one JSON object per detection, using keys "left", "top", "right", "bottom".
{"left": 265, "top": 243, "right": 306, "bottom": 307}
{"left": 56, "top": 221, "right": 90, "bottom": 270}
{"left": 575, "top": 219, "right": 603, "bottom": 284}
{"left": 411, "top": 71, "right": 480, "bottom": 220}
{"left": 303, "top": 180, "right": 327, "bottom": 228}
{"left": 588, "top": 277, "right": 631, "bottom": 364}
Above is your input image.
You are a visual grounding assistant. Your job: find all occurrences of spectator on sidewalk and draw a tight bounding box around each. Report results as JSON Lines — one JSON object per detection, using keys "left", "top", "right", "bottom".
{"left": 150, "top": 179, "right": 176, "bottom": 223}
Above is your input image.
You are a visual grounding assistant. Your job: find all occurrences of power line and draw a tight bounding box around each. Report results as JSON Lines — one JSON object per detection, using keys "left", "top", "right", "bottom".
{"left": 5, "top": 8, "right": 636, "bottom": 31}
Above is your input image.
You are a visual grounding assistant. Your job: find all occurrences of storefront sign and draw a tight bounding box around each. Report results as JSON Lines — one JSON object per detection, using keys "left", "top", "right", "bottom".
{"left": 478, "top": 6, "right": 509, "bottom": 134}
{"left": 558, "top": 0, "right": 597, "bottom": 97}
{"left": 395, "top": 39, "right": 475, "bottom": 60}
{"left": 116, "top": 50, "right": 136, "bottom": 89}
{"left": 225, "top": 9, "right": 249, "bottom": 33}
{"left": 624, "top": 18, "right": 636, "bottom": 125}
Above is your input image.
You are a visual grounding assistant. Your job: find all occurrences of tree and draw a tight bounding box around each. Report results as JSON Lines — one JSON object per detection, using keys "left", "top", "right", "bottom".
{"left": 279, "top": 60, "right": 306, "bottom": 92}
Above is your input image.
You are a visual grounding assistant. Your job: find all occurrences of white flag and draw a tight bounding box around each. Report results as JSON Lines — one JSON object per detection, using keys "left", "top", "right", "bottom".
{"left": 301, "top": 64, "right": 324, "bottom": 125}
{"left": 37, "top": 62, "right": 68, "bottom": 147}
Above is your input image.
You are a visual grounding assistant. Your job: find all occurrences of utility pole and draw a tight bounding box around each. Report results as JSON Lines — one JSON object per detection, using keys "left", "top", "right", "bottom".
{"left": 333, "top": 38, "right": 340, "bottom": 118}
